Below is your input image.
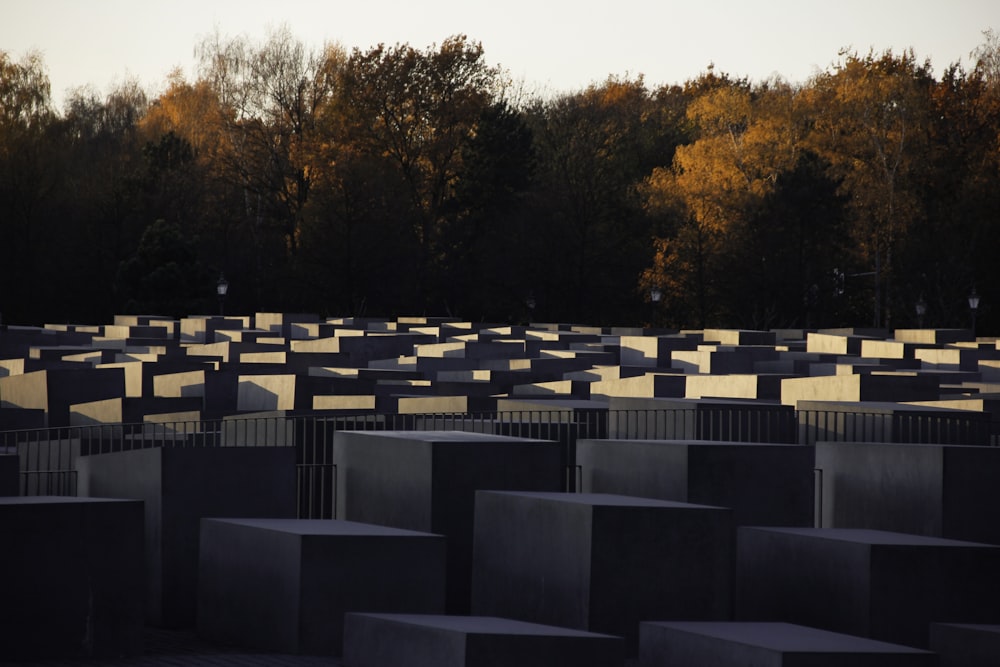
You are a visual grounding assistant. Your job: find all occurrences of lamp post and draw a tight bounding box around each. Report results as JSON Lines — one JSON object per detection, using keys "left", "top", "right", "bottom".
{"left": 915, "top": 295, "right": 926, "bottom": 328}
{"left": 524, "top": 292, "right": 536, "bottom": 323}
{"left": 648, "top": 287, "right": 663, "bottom": 328}
{"left": 216, "top": 274, "right": 229, "bottom": 316}
{"left": 968, "top": 288, "right": 980, "bottom": 336}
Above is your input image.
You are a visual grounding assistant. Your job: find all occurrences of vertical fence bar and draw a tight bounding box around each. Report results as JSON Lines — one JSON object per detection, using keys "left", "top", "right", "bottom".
{"left": 331, "top": 463, "right": 337, "bottom": 519}
{"left": 814, "top": 467, "right": 823, "bottom": 528}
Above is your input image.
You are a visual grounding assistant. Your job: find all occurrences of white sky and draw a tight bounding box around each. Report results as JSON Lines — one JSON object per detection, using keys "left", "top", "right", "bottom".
{"left": 3, "top": 0, "right": 998, "bottom": 111}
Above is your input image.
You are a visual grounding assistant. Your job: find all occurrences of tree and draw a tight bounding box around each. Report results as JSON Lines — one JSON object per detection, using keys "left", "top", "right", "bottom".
{"left": 295, "top": 134, "right": 415, "bottom": 316}
{"left": 195, "top": 27, "right": 344, "bottom": 307}
{"left": 747, "top": 149, "right": 849, "bottom": 328}
{"left": 899, "top": 44, "right": 1000, "bottom": 330}
{"left": 449, "top": 99, "right": 536, "bottom": 320}
{"left": 58, "top": 80, "right": 151, "bottom": 319}
{"left": 141, "top": 69, "right": 230, "bottom": 164}
{"left": 804, "top": 49, "right": 933, "bottom": 327}
{"left": 116, "top": 219, "right": 212, "bottom": 316}
{"left": 328, "top": 35, "right": 499, "bottom": 311}
{"left": 526, "top": 75, "right": 680, "bottom": 324}
{"left": 0, "top": 49, "right": 56, "bottom": 322}
{"left": 971, "top": 28, "right": 1000, "bottom": 93}
{"left": 0, "top": 49, "right": 50, "bottom": 124}
{"left": 640, "top": 72, "right": 803, "bottom": 326}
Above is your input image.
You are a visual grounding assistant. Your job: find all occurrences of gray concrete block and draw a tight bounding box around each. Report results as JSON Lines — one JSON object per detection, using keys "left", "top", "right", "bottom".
{"left": 471, "top": 491, "right": 733, "bottom": 654}
{"left": 929, "top": 623, "right": 1000, "bottom": 667}
{"left": 640, "top": 621, "right": 937, "bottom": 666}
{"left": 0, "top": 368, "right": 126, "bottom": 427}
{"left": 577, "top": 439, "right": 814, "bottom": 527}
{"left": 816, "top": 442, "right": 1000, "bottom": 544}
{"left": 198, "top": 518, "right": 446, "bottom": 655}
{"left": 0, "top": 407, "right": 46, "bottom": 430}
{"left": 0, "top": 497, "right": 144, "bottom": 659}
{"left": 76, "top": 446, "right": 296, "bottom": 628}
{"left": 0, "top": 453, "right": 17, "bottom": 495}
{"left": 334, "top": 430, "right": 564, "bottom": 613}
{"left": 343, "top": 613, "right": 625, "bottom": 667}
{"left": 737, "top": 527, "right": 1000, "bottom": 647}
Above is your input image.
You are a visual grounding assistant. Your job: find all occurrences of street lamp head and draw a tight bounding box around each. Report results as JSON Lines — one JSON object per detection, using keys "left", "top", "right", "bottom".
{"left": 217, "top": 274, "right": 229, "bottom": 298}
{"left": 649, "top": 287, "right": 663, "bottom": 303}
{"left": 969, "top": 288, "right": 980, "bottom": 311}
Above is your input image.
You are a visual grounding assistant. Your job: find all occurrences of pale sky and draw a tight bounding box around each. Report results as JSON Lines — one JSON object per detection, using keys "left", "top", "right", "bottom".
{"left": 3, "top": 0, "right": 998, "bottom": 111}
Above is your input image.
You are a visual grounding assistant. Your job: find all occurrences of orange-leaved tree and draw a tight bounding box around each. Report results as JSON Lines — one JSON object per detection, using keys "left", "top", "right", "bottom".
{"left": 803, "top": 48, "right": 933, "bottom": 327}
{"left": 640, "top": 69, "right": 803, "bottom": 326}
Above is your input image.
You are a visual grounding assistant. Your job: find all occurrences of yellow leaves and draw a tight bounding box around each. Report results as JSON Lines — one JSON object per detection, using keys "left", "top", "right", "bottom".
{"left": 583, "top": 74, "right": 647, "bottom": 109}
{"left": 639, "top": 236, "right": 690, "bottom": 305}
{"left": 676, "top": 84, "right": 797, "bottom": 205}
{"left": 638, "top": 78, "right": 810, "bottom": 321}
{"left": 657, "top": 85, "right": 798, "bottom": 235}
{"left": 140, "top": 78, "right": 227, "bottom": 157}
{"left": 802, "top": 48, "right": 932, "bottom": 257}
{"left": 807, "top": 49, "right": 929, "bottom": 165}
{"left": 686, "top": 85, "right": 751, "bottom": 141}
{"left": 639, "top": 166, "right": 679, "bottom": 215}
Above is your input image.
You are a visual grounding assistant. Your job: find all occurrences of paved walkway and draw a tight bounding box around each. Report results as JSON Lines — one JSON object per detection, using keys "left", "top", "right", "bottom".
{"left": 2, "top": 629, "right": 345, "bottom": 667}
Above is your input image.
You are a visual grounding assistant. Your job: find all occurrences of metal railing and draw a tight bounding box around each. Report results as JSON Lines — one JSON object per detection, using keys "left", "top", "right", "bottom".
{"left": 1, "top": 407, "right": 994, "bottom": 518}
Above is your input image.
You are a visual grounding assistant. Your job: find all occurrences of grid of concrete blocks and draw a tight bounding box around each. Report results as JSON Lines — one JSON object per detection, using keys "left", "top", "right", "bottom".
{"left": 2, "top": 313, "right": 1000, "bottom": 665}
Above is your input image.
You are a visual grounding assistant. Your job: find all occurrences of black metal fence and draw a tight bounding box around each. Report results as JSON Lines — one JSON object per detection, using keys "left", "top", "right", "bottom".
{"left": 1, "top": 407, "right": 994, "bottom": 518}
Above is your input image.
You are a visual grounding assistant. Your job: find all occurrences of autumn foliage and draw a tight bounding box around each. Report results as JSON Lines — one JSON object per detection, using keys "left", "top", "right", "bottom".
{"left": 1, "top": 30, "right": 999, "bottom": 331}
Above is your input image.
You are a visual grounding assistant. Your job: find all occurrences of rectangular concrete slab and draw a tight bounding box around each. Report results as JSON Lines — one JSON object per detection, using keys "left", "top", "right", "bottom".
{"left": 816, "top": 441, "right": 1000, "bottom": 544}
{"left": 198, "top": 518, "right": 446, "bottom": 655}
{"left": 929, "top": 623, "right": 1000, "bottom": 667}
{"left": 640, "top": 621, "right": 937, "bottom": 666}
{"left": 577, "top": 438, "right": 814, "bottom": 527}
{"left": 737, "top": 526, "right": 1000, "bottom": 648}
{"left": 76, "top": 446, "right": 296, "bottom": 627}
{"left": 343, "top": 613, "right": 624, "bottom": 667}
{"left": 0, "top": 453, "right": 17, "bottom": 495}
{"left": 334, "top": 430, "right": 564, "bottom": 613}
{"left": 0, "top": 497, "right": 144, "bottom": 660}
{"left": 471, "top": 491, "right": 733, "bottom": 655}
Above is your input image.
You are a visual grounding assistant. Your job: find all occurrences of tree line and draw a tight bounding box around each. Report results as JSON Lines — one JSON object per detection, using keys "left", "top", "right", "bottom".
{"left": 2, "top": 29, "right": 999, "bottom": 331}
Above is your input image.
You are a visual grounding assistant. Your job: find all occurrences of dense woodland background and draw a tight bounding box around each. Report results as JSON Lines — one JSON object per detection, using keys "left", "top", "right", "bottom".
{"left": 2, "top": 29, "right": 1000, "bottom": 331}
